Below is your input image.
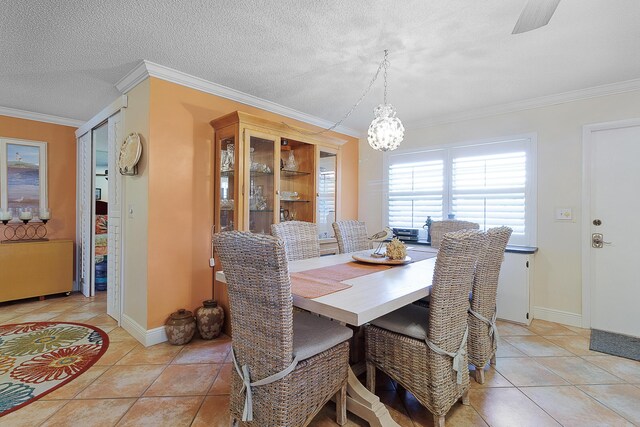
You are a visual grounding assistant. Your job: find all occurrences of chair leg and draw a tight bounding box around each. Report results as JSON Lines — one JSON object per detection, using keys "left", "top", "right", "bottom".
{"left": 336, "top": 382, "right": 347, "bottom": 426}
{"left": 366, "top": 361, "right": 376, "bottom": 393}
{"left": 474, "top": 366, "right": 485, "bottom": 384}
{"left": 461, "top": 389, "right": 470, "bottom": 405}
{"left": 490, "top": 355, "right": 497, "bottom": 366}
{"left": 434, "top": 414, "right": 446, "bottom": 427}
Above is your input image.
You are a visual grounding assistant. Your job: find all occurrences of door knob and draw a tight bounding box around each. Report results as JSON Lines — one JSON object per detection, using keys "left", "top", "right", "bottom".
{"left": 592, "top": 233, "right": 612, "bottom": 248}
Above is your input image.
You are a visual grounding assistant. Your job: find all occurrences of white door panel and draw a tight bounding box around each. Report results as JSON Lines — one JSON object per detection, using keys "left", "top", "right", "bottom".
{"left": 497, "top": 252, "right": 532, "bottom": 325}
{"left": 78, "top": 132, "right": 92, "bottom": 297}
{"left": 107, "top": 112, "right": 123, "bottom": 322}
{"left": 589, "top": 123, "right": 640, "bottom": 338}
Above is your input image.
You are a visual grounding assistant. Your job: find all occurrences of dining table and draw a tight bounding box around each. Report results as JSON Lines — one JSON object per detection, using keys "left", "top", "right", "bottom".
{"left": 215, "top": 246, "right": 438, "bottom": 427}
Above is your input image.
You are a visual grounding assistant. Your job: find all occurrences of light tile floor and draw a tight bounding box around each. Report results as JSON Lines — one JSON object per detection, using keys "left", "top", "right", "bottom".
{"left": 2, "top": 292, "right": 640, "bottom": 426}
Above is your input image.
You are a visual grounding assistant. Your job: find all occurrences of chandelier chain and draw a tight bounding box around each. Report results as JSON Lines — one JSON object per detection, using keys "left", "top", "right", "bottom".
{"left": 282, "top": 50, "right": 389, "bottom": 136}
{"left": 383, "top": 49, "right": 389, "bottom": 105}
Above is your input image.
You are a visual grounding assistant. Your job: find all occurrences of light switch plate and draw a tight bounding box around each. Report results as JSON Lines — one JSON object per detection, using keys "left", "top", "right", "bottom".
{"left": 556, "top": 208, "right": 572, "bottom": 221}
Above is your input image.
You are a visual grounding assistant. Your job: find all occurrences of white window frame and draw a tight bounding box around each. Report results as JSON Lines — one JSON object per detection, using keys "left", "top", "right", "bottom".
{"left": 383, "top": 133, "right": 537, "bottom": 246}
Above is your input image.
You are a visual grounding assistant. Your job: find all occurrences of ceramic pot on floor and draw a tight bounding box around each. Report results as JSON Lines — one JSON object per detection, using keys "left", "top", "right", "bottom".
{"left": 165, "top": 309, "right": 196, "bottom": 345}
{"left": 195, "top": 300, "right": 224, "bottom": 339}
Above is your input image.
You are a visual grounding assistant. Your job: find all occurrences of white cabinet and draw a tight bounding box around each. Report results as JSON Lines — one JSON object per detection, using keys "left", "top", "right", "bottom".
{"left": 497, "top": 252, "right": 534, "bottom": 325}
{"left": 319, "top": 238, "right": 339, "bottom": 256}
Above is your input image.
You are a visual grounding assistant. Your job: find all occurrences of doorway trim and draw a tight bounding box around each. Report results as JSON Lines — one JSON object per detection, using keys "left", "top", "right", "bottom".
{"left": 581, "top": 118, "right": 640, "bottom": 329}
{"left": 75, "top": 96, "right": 127, "bottom": 324}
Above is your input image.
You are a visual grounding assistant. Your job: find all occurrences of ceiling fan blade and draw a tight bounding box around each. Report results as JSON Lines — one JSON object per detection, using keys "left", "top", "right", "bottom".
{"left": 512, "top": 0, "right": 561, "bottom": 34}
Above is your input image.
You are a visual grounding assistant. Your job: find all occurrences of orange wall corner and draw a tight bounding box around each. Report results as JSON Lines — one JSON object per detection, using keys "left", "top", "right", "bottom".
{"left": 144, "top": 77, "right": 359, "bottom": 329}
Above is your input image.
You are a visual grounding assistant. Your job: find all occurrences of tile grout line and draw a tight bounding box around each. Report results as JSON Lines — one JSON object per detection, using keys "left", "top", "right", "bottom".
{"left": 517, "top": 325, "right": 572, "bottom": 427}
{"left": 575, "top": 384, "right": 639, "bottom": 426}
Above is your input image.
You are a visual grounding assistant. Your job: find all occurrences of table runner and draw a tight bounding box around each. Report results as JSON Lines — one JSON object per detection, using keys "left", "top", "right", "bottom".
{"left": 291, "top": 262, "right": 391, "bottom": 299}
{"left": 290, "top": 251, "right": 436, "bottom": 299}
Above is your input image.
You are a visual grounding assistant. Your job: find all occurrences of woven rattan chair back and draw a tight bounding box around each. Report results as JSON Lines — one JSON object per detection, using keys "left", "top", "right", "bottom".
{"left": 332, "top": 220, "right": 370, "bottom": 253}
{"left": 212, "top": 231, "right": 293, "bottom": 378}
{"left": 365, "top": 229, "right": 488, "bottom": 426}
{"left": 271, "top": 221, "right": 320, "bottom": 261}
{"left": 428, "top": 229, "right": 488, "bottom": 361}
{"left": 429, "top": 220, "right": 480, "bottom": 249}
{"left": 468, "top": 226, "right": 512, "bottom": 373}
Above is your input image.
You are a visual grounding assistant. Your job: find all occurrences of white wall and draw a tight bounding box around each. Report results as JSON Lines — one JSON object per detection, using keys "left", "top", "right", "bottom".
{"left": 359, "top": 90, "right": 640, "bottom": 322}
{"left": 122, "top": 79, "right": 150, "bottom": 329}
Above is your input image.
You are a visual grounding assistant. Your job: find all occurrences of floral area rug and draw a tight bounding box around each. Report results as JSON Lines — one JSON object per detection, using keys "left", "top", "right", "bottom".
{"left": 0, "top": 322, "right": 109, "bottom": 417}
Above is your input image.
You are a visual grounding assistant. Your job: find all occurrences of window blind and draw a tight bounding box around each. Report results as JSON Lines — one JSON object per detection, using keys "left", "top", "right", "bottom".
{"left": 388, "top": 160, "right": 444, "bottom": 228}
{"left": 385, "top": 137, "right": 535, "bottom": 246}
{"left": 452, "top": 151, "right": 527, "bottom": 235}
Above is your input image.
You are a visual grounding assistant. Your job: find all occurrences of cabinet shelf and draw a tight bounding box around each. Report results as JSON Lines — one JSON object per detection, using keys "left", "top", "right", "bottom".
{"left": 280, "top": 199, "right": 311, "bottom": 203}
{"left": 221, "top": 170, "right": 275, "bottom": 177}
{"left": 250, "top": 209, "right": 274, "bottom": 213}
{"left": 280, "top": 169, "right": 310, "bottom": 177}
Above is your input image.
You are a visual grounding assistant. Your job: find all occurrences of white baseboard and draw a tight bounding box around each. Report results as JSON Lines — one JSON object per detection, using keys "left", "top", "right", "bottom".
{"left": 145, "top": 325, "right": 169, "bottom": 347}
{"left": 121, "top": 314, "right": 168, "bottom": 347}
{"left": 533, "top": 306, "right": 582, "bottom": 328}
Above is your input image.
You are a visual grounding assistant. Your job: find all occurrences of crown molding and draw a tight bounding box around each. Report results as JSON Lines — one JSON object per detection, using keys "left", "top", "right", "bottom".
{"left": 115, "top": 61, "right": 150, "bottom": 95}
{"left": 75, "top": 95, "right": 127, "bottom": 138}
{"left": 407, "top": 78, "right": 640, "bottom": 130}
{"left": 0, "top": 105, "right": 84, "bottom": 128}
{"left": 116, "top": 60, "right": 362, "bottom": 138}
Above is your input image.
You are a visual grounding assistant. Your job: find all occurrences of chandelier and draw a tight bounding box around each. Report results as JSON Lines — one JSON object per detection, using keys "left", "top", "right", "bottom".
{"left": 282, "top": 49, "right": 404, "bottom": 152}
{"left": 367, "top": 50, "right": 405, "bottom": 152}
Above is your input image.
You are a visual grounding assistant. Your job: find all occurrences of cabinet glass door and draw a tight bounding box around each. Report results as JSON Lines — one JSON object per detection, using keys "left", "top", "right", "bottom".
{"left": 217, "top": 133, "right": 237, "bottom": 232}
{"left": 317, "top": 149, "right": 337, "bottom": 238}
{"left": 246, "top": 131, "right": 277, "bottom": 233}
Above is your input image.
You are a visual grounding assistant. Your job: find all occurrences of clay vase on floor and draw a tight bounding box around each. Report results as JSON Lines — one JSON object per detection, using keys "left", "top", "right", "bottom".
{"left": 195, "top": 300, "right": 224, "bottom": 339}
{"left": 165, "top": 309, "right": 196, "bottom": 345}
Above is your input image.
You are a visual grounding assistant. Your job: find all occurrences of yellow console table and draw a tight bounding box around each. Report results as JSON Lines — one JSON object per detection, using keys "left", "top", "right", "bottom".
{"left": 0, "top": 239, "right": 73, "bottom": 303}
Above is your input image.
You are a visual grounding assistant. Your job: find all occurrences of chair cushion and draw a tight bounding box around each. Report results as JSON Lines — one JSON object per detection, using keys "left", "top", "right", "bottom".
{"left": 370, "top": 303, "right": 429, "bottom": 340}
{"left": 293, "top": 311, "right": 353, "bottom": 361}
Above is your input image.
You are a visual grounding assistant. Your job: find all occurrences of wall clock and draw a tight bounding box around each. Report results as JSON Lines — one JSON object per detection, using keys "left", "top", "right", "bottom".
{"left": 118, "top": 133, "right": 142, "bottom": 175}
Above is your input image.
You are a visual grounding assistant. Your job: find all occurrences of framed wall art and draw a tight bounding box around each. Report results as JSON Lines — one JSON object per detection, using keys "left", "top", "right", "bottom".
{"left": 0, "top": 138, "right": 48, "bottom": 218}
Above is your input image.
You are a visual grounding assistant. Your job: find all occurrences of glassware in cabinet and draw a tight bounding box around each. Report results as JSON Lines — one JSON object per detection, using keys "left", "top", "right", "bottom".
{"left": 247, "top": 132, "right": 277, "bottom": 234}
{"left": 216, "top": 134, "right": 238, "bottom": 232}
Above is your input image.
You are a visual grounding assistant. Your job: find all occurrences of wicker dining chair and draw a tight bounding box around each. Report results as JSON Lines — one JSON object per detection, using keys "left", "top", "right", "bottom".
{"left": 271, "top": 220, "right": 321, "bottom": 261}
{"left": 365, "top": 230, "right": 488, "bottom": 427}
{"left": 332, "top": 220, "right": 371, "bottom": 253}
{"left": 414, "top": 220, "right": 480, "bottom": 308}
{"left": 213, "top": 231, "right": 352, "bottom": 426}
{"left": 429, "top": 220, "right": 480, "bottom": 249}
{"left": 468, "top": 226, "right": 512, "bottom": 384}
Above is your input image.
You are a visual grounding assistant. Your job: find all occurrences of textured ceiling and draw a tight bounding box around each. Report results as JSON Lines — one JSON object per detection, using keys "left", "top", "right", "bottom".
{"left": 1, "top": 1, "right": 639, "bottom": 131}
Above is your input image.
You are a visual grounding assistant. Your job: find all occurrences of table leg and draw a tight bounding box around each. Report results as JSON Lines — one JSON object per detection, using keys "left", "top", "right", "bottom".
{"left": 345, "top": 368, "right": 399, "bottom": 427}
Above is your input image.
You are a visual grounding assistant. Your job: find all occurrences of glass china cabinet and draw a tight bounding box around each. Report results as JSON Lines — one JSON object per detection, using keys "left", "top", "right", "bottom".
{"left": 210, "top": 111, "right": 344, "bottom": 335}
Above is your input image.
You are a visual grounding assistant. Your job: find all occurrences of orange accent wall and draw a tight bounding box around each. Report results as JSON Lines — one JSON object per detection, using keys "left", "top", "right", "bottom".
{"left": 0, "top": 115, "right": 77, "bottom": 241}
{"left": 145, "top": 77, "right": 359, "bottom": 328}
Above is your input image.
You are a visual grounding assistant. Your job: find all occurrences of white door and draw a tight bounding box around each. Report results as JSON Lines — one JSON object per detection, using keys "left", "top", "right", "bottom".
{"left": 106, "top": 112, "right": 123, "bottom": 322}
{"left": 585, "top": 121, "right": 640, "bottom": 338}
{"left": 77, "top": 132, "right": 93, "bottom": 297}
